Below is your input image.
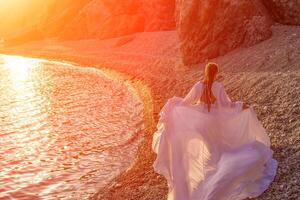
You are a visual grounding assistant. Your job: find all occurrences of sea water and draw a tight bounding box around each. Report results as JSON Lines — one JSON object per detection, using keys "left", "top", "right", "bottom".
{"left": 0, "top": 55, "right": 143, "bottom": 199}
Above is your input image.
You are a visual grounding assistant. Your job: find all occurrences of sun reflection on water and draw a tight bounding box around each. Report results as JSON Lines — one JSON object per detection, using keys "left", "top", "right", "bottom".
{"left": 0, "top": 55, "right": 53, "bottom": 197}
{"left": 2, "top": 55, "right": 44, "bottom": 123}
{"left": 3, "top": 55, "right": 39, "bottom": 85}
{"left": 0, "top": 54, "right": 144, "bottom": 199}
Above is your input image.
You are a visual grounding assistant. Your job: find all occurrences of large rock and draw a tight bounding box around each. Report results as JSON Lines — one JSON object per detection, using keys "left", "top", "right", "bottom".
{"left": 60, "top": 0, "right": 176, "bottom": 40}
{"left": 176, "top": 0, "right": 273, "bottom": 65}
{"left": 262, "top": 0, "right": 300, "bottom": 25}
{"left": 59, "top": 0, "right": 143, "bottom": 40}
{"left": 141, "top": 0, "right": 176, "bottom": 31}
{"left": 40, "top": 0, "right": 92, "bottom": 37}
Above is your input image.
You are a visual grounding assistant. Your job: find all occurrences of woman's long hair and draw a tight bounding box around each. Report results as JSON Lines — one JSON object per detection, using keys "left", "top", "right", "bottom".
{"left": 200, "top": 62, "right": 219, "bottom": 112}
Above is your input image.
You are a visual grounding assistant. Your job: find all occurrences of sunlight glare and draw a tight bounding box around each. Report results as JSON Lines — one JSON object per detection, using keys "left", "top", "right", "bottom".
{"left": 3, "top": 55, "right": 39, "bottom": 83}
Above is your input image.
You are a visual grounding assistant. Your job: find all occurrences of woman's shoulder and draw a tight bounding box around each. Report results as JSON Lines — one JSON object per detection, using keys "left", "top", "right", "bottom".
{"left": 213, "top": 80, "right": 222, "bottom": 86}
{"left": 197, "top": 80, "right": 222, "bottom": 86}
{"left": 212, "top": 81, "right": 224, "bottom": 90}
{"left": 192, "top": 81, "right": 202, "bottom": 88}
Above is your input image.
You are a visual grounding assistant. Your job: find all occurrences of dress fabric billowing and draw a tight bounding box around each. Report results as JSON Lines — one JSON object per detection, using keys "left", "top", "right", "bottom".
{"left": 152, "top": 81, "right": 277, "bottom": 200}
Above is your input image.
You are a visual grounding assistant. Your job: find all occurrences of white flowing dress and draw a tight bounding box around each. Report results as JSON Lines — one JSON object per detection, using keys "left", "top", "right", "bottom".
{"left": 152, "top": 81, "right": 277, "bottom": 200}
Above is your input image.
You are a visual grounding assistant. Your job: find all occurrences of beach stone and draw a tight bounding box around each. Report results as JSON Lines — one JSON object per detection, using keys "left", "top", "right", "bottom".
{"left": 262, "top": 0, "right": 300, "bottom": 25}
{"left": 175, "top": 0, "right": 273, "bottom": 65}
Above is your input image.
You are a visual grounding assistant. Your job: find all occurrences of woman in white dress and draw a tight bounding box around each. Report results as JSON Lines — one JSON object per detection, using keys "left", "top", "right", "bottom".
{"left": 152, "top": 63, "right": 278, "bottom": 200}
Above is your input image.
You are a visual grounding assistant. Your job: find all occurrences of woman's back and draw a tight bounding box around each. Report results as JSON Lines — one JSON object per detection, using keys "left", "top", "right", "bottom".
{"left": 183, "top": 81, "right": 244, "bottom": 113}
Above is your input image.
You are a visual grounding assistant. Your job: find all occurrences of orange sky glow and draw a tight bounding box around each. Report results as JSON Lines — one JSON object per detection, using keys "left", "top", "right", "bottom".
{"left": 0, "top": 0, "right": 52, "bottom": 38}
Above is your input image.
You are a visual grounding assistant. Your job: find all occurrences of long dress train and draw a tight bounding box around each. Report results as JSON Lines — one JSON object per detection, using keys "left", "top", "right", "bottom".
{"left": 152, "top": 81, "right": 277, "bottom": 200}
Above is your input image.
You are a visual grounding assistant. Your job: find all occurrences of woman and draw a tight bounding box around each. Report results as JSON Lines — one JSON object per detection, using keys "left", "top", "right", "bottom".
{"left": 152, "top": 63, "right": 277, "bottom": 200}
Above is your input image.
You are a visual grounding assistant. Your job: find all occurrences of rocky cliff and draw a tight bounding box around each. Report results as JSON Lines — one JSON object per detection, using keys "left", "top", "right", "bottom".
{"left": 3, "top": 0, "right": 176, "bottom": 43}
{"left": 3, "top": 0, "right": 300, "bottom": 64}
{"left": 60, "top": 0, "right": 175, "bottom": 40}
{"left": 175, "top": 0, "right": 300, "bottom": 65}
{"left": 263, "top": 0, "right": 300, "bottom": 25}
{"left": 175, "top": 0, "right": 273, "bottom": 65}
